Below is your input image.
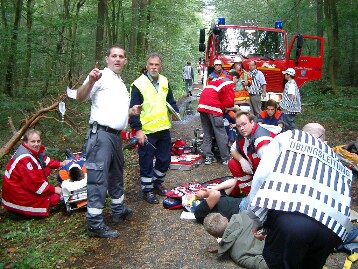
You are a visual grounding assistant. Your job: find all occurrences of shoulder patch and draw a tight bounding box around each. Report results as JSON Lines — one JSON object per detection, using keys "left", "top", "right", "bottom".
{"left": 26, "top": 162, "right": 33, "bottom": 170}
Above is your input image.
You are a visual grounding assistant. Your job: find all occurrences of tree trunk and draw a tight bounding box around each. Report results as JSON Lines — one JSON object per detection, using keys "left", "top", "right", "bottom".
{"left": 324, "top": 0, "right": 339, "bottom": 92}
{"left": 316, "top": 0, "right": 323, "bottom": 55}
{"left": 348, "top": 0, "right": 356, "bottom": 85}
{"left": 136, "top": 0, "right": 147, "bottom": 56}
{"left": 95, "top": 0, "right": 106, "bottom": 61}
{"left": 129, "top": 0, "right": 139, "bottom": 56}
{"left": 68, "top": 0, "right": 85, "bottom": 87}
{"left": 23, "top": 0, "right": 34, "bottom": 88}
{"left": 4, "top": 0, "right": 23, "bottom": 97}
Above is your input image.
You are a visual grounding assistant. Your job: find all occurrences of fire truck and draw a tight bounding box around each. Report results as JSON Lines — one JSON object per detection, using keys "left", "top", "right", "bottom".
{"left": 199, "top": 18, "right": 325, "bottom": 102}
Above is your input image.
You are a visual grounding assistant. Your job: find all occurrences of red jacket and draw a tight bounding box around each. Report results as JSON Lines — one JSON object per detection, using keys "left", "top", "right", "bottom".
{"left": 1, "top": 143, "right": 60, "bottom": 216}
{"left": 197, "top": 79, "right": 235, "bottom": 116}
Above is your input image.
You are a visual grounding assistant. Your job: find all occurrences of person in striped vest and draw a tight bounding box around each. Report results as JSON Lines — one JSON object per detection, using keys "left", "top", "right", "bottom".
{"left": 279, "top": 68, "right": 301, "bottom": 130}
{"left": 247, "top": 61, "right": 267, "bottom": 116}
{"left": 248, "top": 123, "right": 353, "bottom": 268}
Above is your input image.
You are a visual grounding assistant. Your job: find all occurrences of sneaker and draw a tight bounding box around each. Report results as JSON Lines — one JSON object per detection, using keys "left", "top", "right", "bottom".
{"left": 204, "top": 156, "right": 216, "bottom": 165}
{"left": 153, "top": 184, "right": 168, "bottom": 196}
{"left": 222, "top": 160, "right": 229, "bottom": 166}
{"left": 143, "top": 191, "right": 159, "bottom": 204}
{"left": 112, "top": 207, "right": 133, "bottom": 224}
{"left": 87, "top": 225, "right": 119, "bottom": 238}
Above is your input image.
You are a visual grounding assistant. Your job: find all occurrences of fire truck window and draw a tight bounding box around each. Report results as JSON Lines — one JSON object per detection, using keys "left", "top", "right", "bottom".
{"left": 290, "top": 38, "right": 321, "bottom": 60}
{"left": 301, "top": 38, "right": 321, "bottom": 57}
{"left": 218, "top": 28, "right": 285, "bottom": 59}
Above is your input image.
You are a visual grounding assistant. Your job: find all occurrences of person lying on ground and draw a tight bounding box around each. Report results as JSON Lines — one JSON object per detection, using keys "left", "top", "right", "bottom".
{"left": 1, "top": 129, "right": 70, "bottom": 217}
{"left": 193, "top": 188, "right": 247, "bottom": 223}
{"left": 203, "top": 211, "right": 268, "bottom": 269}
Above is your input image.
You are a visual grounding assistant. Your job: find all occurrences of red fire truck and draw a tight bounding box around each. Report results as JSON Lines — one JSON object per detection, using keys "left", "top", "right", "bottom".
{"left": 199, "top": 18, "right": 325, "bottom": 101}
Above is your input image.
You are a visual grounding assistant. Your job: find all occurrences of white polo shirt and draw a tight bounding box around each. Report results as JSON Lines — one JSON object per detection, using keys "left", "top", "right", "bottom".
{"left": 84, "top": 67, "right": 129, "bottom": 130}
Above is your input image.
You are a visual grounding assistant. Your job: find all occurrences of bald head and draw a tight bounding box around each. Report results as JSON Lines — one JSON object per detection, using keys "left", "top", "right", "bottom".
{"left": 302, "top": 123, "right": 325, "bottom": 141}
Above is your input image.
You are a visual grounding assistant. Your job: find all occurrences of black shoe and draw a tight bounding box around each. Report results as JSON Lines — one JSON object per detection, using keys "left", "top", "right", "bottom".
{"left": 143, "top": 191, "right": 159, "bottom": 204}
{"left": 112, "top": 207, "right": 133, "bottom": 224}
{"left": 153, "top": 184, "right": 168, "bottom": 196}
{"left": 189, "top": 91, "right": 192, "bottom": 96}
{"left": 87, "top": 225, "right": 119, "bottom": 238}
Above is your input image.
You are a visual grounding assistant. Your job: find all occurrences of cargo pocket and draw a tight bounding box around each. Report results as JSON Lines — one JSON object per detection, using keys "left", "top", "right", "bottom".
{"left": 86, "top": 162, "right": 105, "bottom": 185}
{"left": 213, "top": 116, "right": 225, "bottom": 127}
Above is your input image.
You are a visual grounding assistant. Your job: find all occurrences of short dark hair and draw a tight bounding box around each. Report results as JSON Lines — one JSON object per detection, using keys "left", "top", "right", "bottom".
{"left": 236, "top": 111, "right": 254, "bottom": 122}
{"left": 229, "top": 70, "right": 240, "bottom": 78}
{"left": 107, "top": 45, "right": 126, "bottom": 56}
{"left": 68, "top": 166, "right": 84, "bottom": 181}
{"left": 265, "top": 99, "right": 278, "bottom": 109}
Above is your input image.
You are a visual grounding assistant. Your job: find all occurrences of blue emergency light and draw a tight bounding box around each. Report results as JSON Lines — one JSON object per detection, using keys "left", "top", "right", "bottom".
{"left": 218, "top": 17, "right": 225, "bottom": 25}
{"left": 275, "top": 20, "right": 283, "bottom": 29}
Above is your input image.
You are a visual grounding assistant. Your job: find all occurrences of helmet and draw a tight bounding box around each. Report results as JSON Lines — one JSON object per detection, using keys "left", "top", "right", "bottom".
{"left": 233, "top": 56, "right": 243, "bottom": 63}
{"left": 213, "top": 59, "right": 223, "bottom": 65}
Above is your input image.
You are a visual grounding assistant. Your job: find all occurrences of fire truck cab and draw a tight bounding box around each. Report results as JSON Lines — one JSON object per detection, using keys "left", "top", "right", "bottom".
{"left": 199, "top": 18, "right": 325, "bottom": 102}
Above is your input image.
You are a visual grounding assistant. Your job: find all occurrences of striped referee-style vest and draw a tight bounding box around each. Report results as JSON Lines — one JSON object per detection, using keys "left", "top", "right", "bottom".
{"left": 279, "top": 80, "right": 301, "bottom": 114}
{"left": 251, "top": 130, "right": 353, "bottom": 240}
{"left": 248, "top": 69, "right": 263, "bottom": 95}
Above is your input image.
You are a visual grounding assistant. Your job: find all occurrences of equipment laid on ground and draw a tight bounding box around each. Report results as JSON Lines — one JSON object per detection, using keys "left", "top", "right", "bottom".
{"left": 170, "top": 154, "right": 202, "bottom": 171}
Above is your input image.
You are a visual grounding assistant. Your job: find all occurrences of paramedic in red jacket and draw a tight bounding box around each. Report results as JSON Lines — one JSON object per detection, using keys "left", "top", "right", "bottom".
{"left": 198, "top": 71, "right": 238, "bottom": 165}
{"left": 228, "top": 111, "right": 276, "bottom": 197}
{"left": 1, "top": 129, "right": 70, "bottom": 217}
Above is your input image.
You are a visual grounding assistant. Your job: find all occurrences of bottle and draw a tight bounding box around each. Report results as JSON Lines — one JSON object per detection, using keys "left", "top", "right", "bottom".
{"left": 59, "top": 101, "right": 66, "bottom": 121}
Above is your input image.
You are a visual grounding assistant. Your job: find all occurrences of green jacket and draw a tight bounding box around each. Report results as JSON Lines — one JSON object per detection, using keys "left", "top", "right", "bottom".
{"left": 218, "top": 211, "right": 268, "bottom": 269}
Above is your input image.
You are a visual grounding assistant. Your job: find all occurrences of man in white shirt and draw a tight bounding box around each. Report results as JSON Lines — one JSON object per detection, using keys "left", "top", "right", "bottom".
{"left": 77, "top": 46, "right": 141, "bottom": 238}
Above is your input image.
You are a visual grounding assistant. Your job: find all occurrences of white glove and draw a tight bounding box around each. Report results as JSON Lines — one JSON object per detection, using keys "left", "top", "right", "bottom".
{"left": 239, "top": 158, "right": 253, "bottom": 174}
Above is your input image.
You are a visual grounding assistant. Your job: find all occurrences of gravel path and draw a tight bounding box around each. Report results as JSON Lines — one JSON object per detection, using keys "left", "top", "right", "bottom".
{"left": 68, "top": 84, "right": 353, "bottom": 269}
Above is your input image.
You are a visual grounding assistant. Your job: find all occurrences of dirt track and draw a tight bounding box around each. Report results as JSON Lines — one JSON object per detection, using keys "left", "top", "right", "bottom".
{"left": 67, "top": 83, "right": 354, "bottom": 269}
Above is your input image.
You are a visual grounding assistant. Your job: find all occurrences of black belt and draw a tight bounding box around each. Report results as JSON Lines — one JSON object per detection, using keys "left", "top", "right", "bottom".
{"left": 90, "top": 124, "right": 121, "bottom": 135}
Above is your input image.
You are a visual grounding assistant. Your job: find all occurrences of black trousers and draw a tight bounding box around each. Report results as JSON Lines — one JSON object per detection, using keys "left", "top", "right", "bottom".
{"left": 263, "top": 210, "right": 342, "bottom": 269}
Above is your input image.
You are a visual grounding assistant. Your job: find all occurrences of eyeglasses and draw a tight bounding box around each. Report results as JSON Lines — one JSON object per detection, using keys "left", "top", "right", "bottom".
{"left": 237, "top": 122, "right": 248, "bottom": 128}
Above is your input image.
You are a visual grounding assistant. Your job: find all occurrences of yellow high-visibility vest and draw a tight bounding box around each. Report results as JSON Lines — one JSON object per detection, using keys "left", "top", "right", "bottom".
{"left": 131, "top": 74, "right": 171, "bottom": 134}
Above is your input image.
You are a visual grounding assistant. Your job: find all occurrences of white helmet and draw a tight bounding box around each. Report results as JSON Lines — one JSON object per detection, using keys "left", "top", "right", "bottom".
{"left": 233, "top": 56, "right": 243, "bottom": 63}
{"left": 213, "top": 59, "right": 223, "bottom": 65}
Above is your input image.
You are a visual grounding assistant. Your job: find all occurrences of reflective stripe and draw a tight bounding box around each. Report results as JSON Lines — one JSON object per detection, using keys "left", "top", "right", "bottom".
{"left": 44, "top": 156, "right": 50, "bottom": 165}
{"left": 2, "top": 199, "right": 47, "bottom": 213}
{"left": 112, "top": 195, "right": 124, "bottom": 204}
{"left": 141, "top": 184, "right": 153, "bottom": 190}
{"left": 6, "top": 154, "right": 42, "bottom": 178}
{"left": 141, "top": 177, "right": 153, "bottom": 183}
{"left": 206, "top": 80, "right": 233, "bottom": 92}
{"left": 197, "top": 104, "right": 223, "bottom": 114}
{"left": 87, "top": 207, "right": 103, "bottom": 215}
{"left": 153, "top": 169, "right": 165, "bottom": 177}
{"left": 36, "top": 181, "right": 48, "bottom": 194}
{"left": 4, "top": 170, "right": 10, "bottom": 178}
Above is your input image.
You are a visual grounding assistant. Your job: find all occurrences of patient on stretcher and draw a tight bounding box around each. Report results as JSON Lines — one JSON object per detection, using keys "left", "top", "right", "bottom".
{"left": 61, "top": 163, "right": 87, "bottom": 203}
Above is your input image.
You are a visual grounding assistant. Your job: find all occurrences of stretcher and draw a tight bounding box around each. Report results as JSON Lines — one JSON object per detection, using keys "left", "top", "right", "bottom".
{"left": 63, "top": 186, "right": 87, "bottom": 214}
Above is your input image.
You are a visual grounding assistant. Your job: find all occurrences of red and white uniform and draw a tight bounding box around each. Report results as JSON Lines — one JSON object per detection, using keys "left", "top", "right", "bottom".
{"left": 228, "top": 124, "right": 276, "bottom": 196}
{"left": 197, "top": 79, "right": 235, "bottom": 116}
{"left": 2, "top": 143, "right": 61, "bottom": 217}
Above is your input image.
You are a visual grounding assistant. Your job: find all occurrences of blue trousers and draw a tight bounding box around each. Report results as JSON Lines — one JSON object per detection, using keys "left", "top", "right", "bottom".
{"left": 139, "top": 129, "right": 171, "bottom": 192}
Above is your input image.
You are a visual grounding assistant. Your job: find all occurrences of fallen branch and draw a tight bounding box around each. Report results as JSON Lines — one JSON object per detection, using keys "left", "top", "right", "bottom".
{"left": 0, "top": 96, "right": 66, "bottom": 160}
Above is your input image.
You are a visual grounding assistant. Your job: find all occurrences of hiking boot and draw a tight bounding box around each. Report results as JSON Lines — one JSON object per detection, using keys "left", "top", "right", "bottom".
{"left": 205, "top": 156, "right": 216, "bottom": 165}
{"left": 87, "top": 225, "right": 119, "bottom": 238}
{"left": 112, "top": 207, "right": 133, "bottom": 224}
{"left": 153, "top": 184, "right": 168, "bottom": 196}
{"left": 143, "top": 191, "right": 159, "bottom": 204}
